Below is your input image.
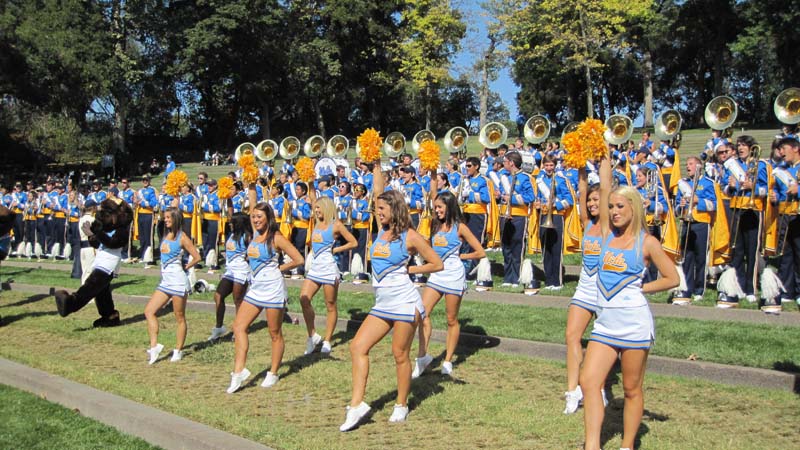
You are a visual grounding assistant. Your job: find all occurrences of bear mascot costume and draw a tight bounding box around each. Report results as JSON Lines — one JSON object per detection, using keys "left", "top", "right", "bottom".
{"left": 54, "top": 197, "right": 133, "bottom": 327}
{"left": 0, "top": 205, "right": 17, "bottom": 326}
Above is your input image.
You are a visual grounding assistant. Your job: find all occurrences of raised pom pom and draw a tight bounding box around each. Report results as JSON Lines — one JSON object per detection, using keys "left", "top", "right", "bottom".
{"left": 165, "top": 170, "right": 188, "bottom": 196}
{"left": 296, "top": 157, "right": 316, "bottom": 183}
{"left": 419, "top": 140, "right": 441, "bottom": 172}
{"left": 217, "top": 176, "right": 235, "bottom": 200}
{"left": 357, "top": 128, "right": 382, "bottom": 163}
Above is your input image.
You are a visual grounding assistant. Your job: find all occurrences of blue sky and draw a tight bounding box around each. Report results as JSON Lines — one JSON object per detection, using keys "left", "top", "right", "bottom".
{"left": 452, "top": 1, "right": 518, "bottom": 119}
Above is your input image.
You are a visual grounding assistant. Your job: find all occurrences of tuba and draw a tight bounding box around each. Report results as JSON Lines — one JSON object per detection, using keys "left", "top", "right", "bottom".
{"left": 255, "top": 139, "right": 277, "bottom": 161}
{"left": 234, "top": 142, "right": 256, "bottom": 162}
{"left": 479, "top": 122, "right": 508, "bottom": 149}
{"left": 383, "top": 132, "right": 406, "bottom": 158}
{"left": 524, "top": 115, "right": 551, "bottom": 144}
{"left": 654, "top": 109, "right": 682, "bottom": 142}
{"left": 412, "top": 129, "right": 436, "bottom": 154}
{"left": 444, "top": 126, "right": 469, "bottom": 155}
{"left": 279, "top": 136, "right": 301, "bottom": 160}
{"left": 304, "top": 135, "right": 326, "bottom": 158}
{"left": 705, "top": 95, "right": 738, "bottom": 131}
{"left": 560, "top": 121, "right": 580, "bottom": 142}
{"left": 774, "top": 87, "right": 800, "bottom": 125}
{"left": 603, "top": 114, "right": 633, "bottom": 145}
{"left": 326, "top": 135, "right": 349, "bottom": 158}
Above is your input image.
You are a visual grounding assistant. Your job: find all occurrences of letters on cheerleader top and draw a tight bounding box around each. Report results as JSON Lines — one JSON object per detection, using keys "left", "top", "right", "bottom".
{"left": 602, "top": 251, "right": 628, "bottom": 273}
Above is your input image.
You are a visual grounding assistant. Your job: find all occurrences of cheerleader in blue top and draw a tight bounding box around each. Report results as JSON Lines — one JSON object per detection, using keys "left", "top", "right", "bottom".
{"left": 226, "top": 187, "right": 303, "bottom": 394}
{"left": 299, "top": 193, "right": 357, "bottom": 355}
{"left": 143, "top": 207, "right": 201, "bottom": 365}
{"left": 563, "top": 165, "right": 605, "bottom": 414}
{"left": 412, "top": 191, "right": 484, "bottom": 378}
{"left": 340, "top": 158, "right": 443, "bottom": 432}
{"left": 208, "top": 212, "right": 251, "bottom": 341}
{"left": 580, "top": 159, "right": 678, "bottom": 450}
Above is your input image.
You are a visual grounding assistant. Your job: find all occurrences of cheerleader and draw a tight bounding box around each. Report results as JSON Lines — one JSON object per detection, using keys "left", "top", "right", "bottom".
{"left": 339, "top": 159, "right": 443, "bottom": 432}
{"left": 299, "top": 195, "right": 357, "bottom": 355}
{"left": 208, "top": 213, "right": 251, "bottom": 341}
{"left": 226, "top": 187, "right": 303, "bottom": 393}
{"left": 563, "top": 165, "right": 605, "bottom": 414}
{"left": 412, "top": 191, "right": 484, "bottom": 378}
{"left": 143, "top": 207, "right": 201, "bottom": 364}
{"left": 580, "top": 161, "right": 679, "bottom": 450}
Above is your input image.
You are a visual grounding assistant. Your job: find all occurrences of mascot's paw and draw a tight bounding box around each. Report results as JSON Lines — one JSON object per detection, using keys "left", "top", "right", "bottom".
{"left": 54, "top": 290, "right": 73, "bottom": 317}
{"left": 93, "top": 310, "right": 121, "bottom": 328}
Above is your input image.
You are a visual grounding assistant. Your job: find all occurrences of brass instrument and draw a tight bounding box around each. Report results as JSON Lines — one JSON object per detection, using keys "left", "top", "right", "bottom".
{"left": 255, "top": 139, "right": 277, "bottom": 161}
{"left": 279, "top": 136, "right": 301, "bottom": 160}
{"left": 325, "top": 135, "right": 349, "bottom": 158}
{"left": 524, "top": 115, "right": 551, "bottom": 144}
{"left": 774, "top": 87, "right": 800, "bottom": 125}
{"left": 479, "top": 122, "right": 508, "bottom": 149}
{"left": 455, "top": 175, "right": 467, "bottom": 205}
{"left": 234, "top": 142, "right": 256, "bottom": 162}
{"left": 541, "top": 173, "right": 556, "bottom": 229}
{"left": 383, "top": 132, "right": 406, "bottom": 158}
{"left": 705, "top": 95, "right": 738, "bottom": 131}
{"left": 304, "top": 135, "right": 326, "bottom": 158}
{"left": 730, "top": 144, "right": 762, "bottom": 250}
{"left": 644, "top": 170, "right": 663, "bottom": 226}
{"left": 560, "top": 121, "right": 580, "bottom": 142}
{"left": 284, "top": 198, "right": 294, "bottom": 227}
{"left": 603, "top": 114, "right": 633, "bottom": 145}
{"left": 412, "top": 130, "right": 436, "bottom": 154}
{"left": 504, "top": 170, "right": 515, "bottom": 219}
{"left": 654, "top": 109, "right": 683, "bottom": 142}
{"left": 676, "top": 167, "right": 702, "bottom": 264}
{"left": 345, "top": 196, "right": 353, "bottom": 227}
{"left": 444, "top": 127, "right": 469, "bottom": 155}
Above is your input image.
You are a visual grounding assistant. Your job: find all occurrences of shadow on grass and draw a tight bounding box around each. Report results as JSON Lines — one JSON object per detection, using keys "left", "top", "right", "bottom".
{"left": 0, "top": 293, "right": 50, "bottom": 309}
{"left": 0, "top": 310, "right": 59, "bottom": 326}
{"left": 771, "top": 361, "right": 800, "bottom": 393}
{"left": 110, "top": 279, "right": 145, "bottom": 290}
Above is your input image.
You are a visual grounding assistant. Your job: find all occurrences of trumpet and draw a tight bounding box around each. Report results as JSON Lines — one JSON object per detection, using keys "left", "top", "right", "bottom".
{"left": 540, "top": 174, "right": 556, "bottom": 229}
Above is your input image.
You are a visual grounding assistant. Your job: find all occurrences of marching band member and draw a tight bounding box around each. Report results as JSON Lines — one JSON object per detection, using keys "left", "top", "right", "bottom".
{"left": 317, "top": 176, "right": 337, "bottom": 199}
{"left": 674, "top": 157, "right": 717, "bottom": 303}
{"left": 434, "top": 172, "right": 451, "bottom": 196}
{"left": 499, "top": 151, "right": 535, "bottom": 287}
{"left": 775, "top": 138, "right": 800, "bottom": 308}
{"left": 635, "top": 167, "right": 668, "bottom": 282}
{"left": 195, "top": 172, "right": 209, "bottom": 199}
{"left": 38, "top": 181, "right": 55, "bottom": 257}
{"left": 638, "top": 131, "right": 654, "bottom": 154}
{"left": 580, "top": 166, "right": 679, "bottom": 450}
{"left": 336, "top": 180, "right": 354, "bottom": 274}
{"left": 704, "top": 129, "right": 729, "bottom": 157}
{"left": 67, "top": 185, "right": 83, "bottom": 278}
{"left": 201, "top": 178, "right": 222, "bottom": 272}
{"left": 776, "top": 124, "right": 799, "bottom": 141}
{"left": 289, "top": 182, "right": 312, "bottom": 278}
{"left": 349, "top": 183, "right": 371, "bottom": 283}
{"left": 535, "top": 155, "right": 574, "bottom": 290}
{"left": 136, "top": 175, "right": 158, "bottom": 268}
{"left": 339, "top": 158, "right": 442, "bottom": 431}
{"left": 413, "top": 191, "right": 485, "bottom": 378}
{"left": 231, "top": 181, "right": 247, "bottom": 215}
{"left": 23, "top": 182, "right": 37, "bottom": 258}
{"left": 460, "top": 156, "right": 491, "bottom": 275}
{"left": 226, "top": 186, "right": 303, "bottom": 393}
{"left": 564, "top": 165, "right": 606, "bottom": 415}
{"left": 119, "top": 178, "right": 136, "bottom": 207}
{"left": 177, "top": 182, "right": 197, "bottom": 238}
{"left": 298, "top": 194, "right": 357, "bottom": 355}
{"left": 10, "top": 182, "right": 27, "bottom": 256}
{"left": 419, "top": 168, "right": 433, "bottom": 194}
{"left": 399, "top": 166, "right": 424, "bottom": 228}
{"left": 446, "top": 159, "right": 461, "bottom": 193}
{"left": 143, "top": 207, "right": 201, "bottom": 364}
{"left": 719, "top": 135, "right": 769, "bottom": 307}
{"left": 86, "top": 179, "right": 108, "bottom": 205}
{"left": 269, "top": 183, "right": 285, "bottom": 224}
{"left": 652, "top": 138, "right": 676, "bottom": 189}
{"left": 156, "top": 183, "right": 174, "bottom": 241}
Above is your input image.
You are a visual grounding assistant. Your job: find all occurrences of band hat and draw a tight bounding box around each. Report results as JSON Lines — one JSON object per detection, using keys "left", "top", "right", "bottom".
{"left": 142, "top": 175, "right": 151, "bottom": 181}
{"left": 92, "top": 179, "right": 102, "bottom": 185}
{"left": 207, "top": 178, "right": 218, "bottom": 186}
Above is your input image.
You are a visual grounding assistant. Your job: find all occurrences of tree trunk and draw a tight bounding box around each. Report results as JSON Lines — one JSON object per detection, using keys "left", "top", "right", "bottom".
{"left": 260, "top": 100, "right": 271, "bottom": 139}
{"left": 584, "top": 63, "right": 593, "bottom": 119}
{"left": 479, "top": 57, "right": 489, "bottom": 130}
{"left": 425, "top": 84, "right": 432, "bottom": 130}
{"left": 313, "top": 96, "right": 326, "bottom": 137}
{"left": 643, "top": 49, "right": 654, "bottom": 128}
{"left": 113, "top": 95, "right": 126, "bottom": 160}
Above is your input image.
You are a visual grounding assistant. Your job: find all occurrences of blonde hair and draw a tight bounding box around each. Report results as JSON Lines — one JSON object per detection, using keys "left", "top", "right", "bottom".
{"left": 610, "top": 186, "right": 647, "bottom": 256}
{"left": 315, "top": 196, "right": 337, "bottom": 224}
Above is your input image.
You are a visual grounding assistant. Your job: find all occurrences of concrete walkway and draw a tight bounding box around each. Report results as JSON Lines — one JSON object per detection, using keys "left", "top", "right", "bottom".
{"left": 5, "top": 259, "right": 799, "bottom": 327}
{"left": 0, "top": 358, "right": 273, "bottom": 450}
{"left": 4, "top": 282, "right": 798, "bottom": 392}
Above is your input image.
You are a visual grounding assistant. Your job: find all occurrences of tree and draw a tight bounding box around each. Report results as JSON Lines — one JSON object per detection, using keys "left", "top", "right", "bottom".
{"left": 396, "top": 0, "right": 466, "bottom": 129}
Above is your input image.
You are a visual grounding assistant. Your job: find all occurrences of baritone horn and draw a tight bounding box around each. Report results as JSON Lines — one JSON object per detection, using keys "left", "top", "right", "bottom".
{"left": 654, "top": 109, "right": 682, "bottom": 142}
{"left": 603, "top": 114, "right": 633, "bottom": 145}
{"left": 255, "top": 139, "right": 277, "bottom": 161}
{"left": 279, "top": 136, "right": 301, "bottom": 160}
{"left": 478, "top": 122, "right": 508, "bottom": 149}
{"left": 326, "top": 135, "right": 349, "bottom": 158}
{"left": 234, "top": 142, "right": 255, "bottom": 162}
{"left": 383, "top": 132, "right": 406, "bottom": 158}
{"left": 774, "top": 87, "right": 800, "bottom": 125}
{"left": 524, "top": 115, "right": 551, "bottom": 144}
{"left": 705, "top": 95, "right": 738, "bottom": 131}
{"left": 444, "top": 126, "right": 469, "bottom": 155}
{"left": 412, "top": 129, "right": 436, "bottom": 154}
{"left": 304, "top": 135, "right": 325, "bottom": 158}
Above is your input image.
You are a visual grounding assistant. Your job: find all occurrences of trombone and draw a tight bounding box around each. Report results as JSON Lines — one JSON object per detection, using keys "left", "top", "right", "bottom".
{"left": 730, "top": 143, "right": 762, "bottom": 250}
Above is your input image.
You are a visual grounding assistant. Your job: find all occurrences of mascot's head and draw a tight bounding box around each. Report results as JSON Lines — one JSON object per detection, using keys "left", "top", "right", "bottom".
{"left": 96, "top": 197, "right": 133, "bottom": 232}
{"left": 0, "top": 205, "right": 15, "bottom": 260}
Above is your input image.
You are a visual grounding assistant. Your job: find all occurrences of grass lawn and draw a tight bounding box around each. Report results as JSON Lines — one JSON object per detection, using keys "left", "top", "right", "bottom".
{"left": 0, "top": 292, "right": 797, "bottom": 450}
{"left": 0, "top": 384, "right": 162, "bottom": 450}
{"left": 2, "top": 266, "right": 799, "bottom": 370}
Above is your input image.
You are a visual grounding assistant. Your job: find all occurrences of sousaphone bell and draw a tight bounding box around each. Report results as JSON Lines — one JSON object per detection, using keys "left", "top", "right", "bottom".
{"left": 524, "top": 114, "right": 551, "bottom": 144}
{"left": 303, "top": 135, "right": 326, "bottom": 158}
{"left": 255, "top": 139, "right": 277, "bottom": 161}
{"left": 774, "top": 87, "right": 800, "bottom": 125}
{"left": 705, "top": 95, "right": 738, "bottom": 131}
{"left": 279, "top": 136, "right": 301, "bottom": 160}
{"left": 412, "top": 129, "right": 436, "bottom": 154}
{"left": 234, "top": 142, "right": 255, "bottom": 162}
{"left": 603, "top": 114, "right": 634, "bottom": 145}
{"left": 383, "top": 132, "right": 406, "bottom": 158}
{"left": 478, "top": 122, "right": 508, "bottom": 149}
{"left": 326, "top": 135, "right": 349, "bottom": 158}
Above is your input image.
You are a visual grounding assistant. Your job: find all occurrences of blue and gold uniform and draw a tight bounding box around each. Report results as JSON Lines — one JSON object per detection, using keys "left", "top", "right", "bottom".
{"left": 290, "top": 195, "right": 311, "bottom": 276}
{"left": 369, "top": 231, "right": 424, "bottom": 322}
{"left": 535, "top": 170, "right": 574, "bottom": 287}
{"left": 178, "top": 192, "right": 196, "bottom": 238}
{"left": 675, "top": 174, "right": 716, "bottom": 298}
{"left": 201, "top": 189, "right": 222, "bottom": 264}
{"left": 499, "top": 169, "right": 535, "bottom": 284}
{"left": 157, "top": 231, "right": 188, "bottom": 296}
{"left": 772, "top": 162, "right": 800, "bottom": 305}
{"left": 426, "top": 225, "right": 465, "bottom": 296}
{"left": 570, "top": 221, "right": 603, "bottom": 313}
{"left": 244, "top": 232, "right": 286, "bottom": 308}
{"left": 461, "top": 172, "right": 491, "bottom": 275}
{"left": 307, "top": 224, "right": 338, "bottom": 285}
{"left": 401, "top": 180, "right": 424, "bottom": 228}
{"left": 137, "top": 184, "right": 158, "bottom": 263}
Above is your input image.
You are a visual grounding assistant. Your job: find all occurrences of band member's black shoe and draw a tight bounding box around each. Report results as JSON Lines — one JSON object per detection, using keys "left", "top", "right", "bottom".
{"left": 54, "top": 290, "right": 72, "bottom": 317}
{"left": 93, "top": 310, "right": 121, "bottom": 328}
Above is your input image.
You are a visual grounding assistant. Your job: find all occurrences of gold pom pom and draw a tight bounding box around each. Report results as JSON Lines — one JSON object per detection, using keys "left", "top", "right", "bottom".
{"left": 165, "top": 170, "right": 188, "bottom": 196}
{"left": 296, "top": 157, "right": 316, "bottom": 183}
{"left": 217, "top": 176, "right": 235, "bottom": 200}
{"left": 357, "top": 128, "right": 382, "bottom": 163}
{"left": 419, "top": 140, "right": 441, "bottom": 171}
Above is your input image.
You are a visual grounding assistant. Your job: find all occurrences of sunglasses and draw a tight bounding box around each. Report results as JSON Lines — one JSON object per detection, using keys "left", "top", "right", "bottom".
{"left": 466, "top": 164, "right": 475, "bottom": 168}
